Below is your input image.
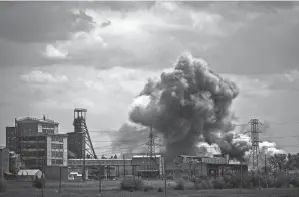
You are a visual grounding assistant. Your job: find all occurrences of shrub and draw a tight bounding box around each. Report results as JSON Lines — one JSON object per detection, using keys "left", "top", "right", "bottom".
{"left": 32, "top": 177, "right": 45, "bottom": 189}
{"left": 166, "top": 175, "right": 174, "bottom": 180}
{"left": 120, "top": 176, "right": 144, "bottom": 191}
{"left": 275, "top": 173, "right": 289, "bottom": 188}
{"left": 194, "top": 180, "right": 209, "bottom": 190}
{"left": 174, "top": 179, "right": 184, "bottom": 190}
{"left": 157, "top": 187, "right": 163, "bottom": 192}
{"left": 0, "top": 180, "right": 7, "bottom": 193}
{"left": 143, "top": 185, "right": 154, "bottom": 192}
{"left": 289, "top": 177, "right": 299, "bottom": 187}
{"left": 213, "top": 178, "right": 225, "bottom": 189}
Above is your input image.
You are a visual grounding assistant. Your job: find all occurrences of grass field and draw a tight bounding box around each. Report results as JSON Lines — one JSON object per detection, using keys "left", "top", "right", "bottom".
{"left": 1, "top": 180, "right": 299, "bottom": 197}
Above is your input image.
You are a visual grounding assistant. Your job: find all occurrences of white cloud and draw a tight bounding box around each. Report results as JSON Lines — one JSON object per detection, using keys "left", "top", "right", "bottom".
{"left": 43, "top": 44, "right": 68, "bottom": 59}
{"left": 41, "top": 2, "right": 236, "bottom": 69}
{"left": 21, "top": 70, "right": 69, "bottom": 84}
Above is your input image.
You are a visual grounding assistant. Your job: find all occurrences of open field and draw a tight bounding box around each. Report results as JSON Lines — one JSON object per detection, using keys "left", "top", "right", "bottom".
{"left": 1, "top": 180, "right": 299, "bottom": 197}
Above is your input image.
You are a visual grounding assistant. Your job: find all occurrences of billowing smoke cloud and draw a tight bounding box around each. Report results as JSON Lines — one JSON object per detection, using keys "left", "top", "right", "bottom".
{"left": 197, "top": 142, "right": 221, "bottom": 157}
{"left": 129, "top": 52, "right": 249, "bottom": 163}
{"left": 128, "top": 52, "right": 284, "bottom": 164}
{"left": 259, "top": 141, "right": 285, "bottom": 156}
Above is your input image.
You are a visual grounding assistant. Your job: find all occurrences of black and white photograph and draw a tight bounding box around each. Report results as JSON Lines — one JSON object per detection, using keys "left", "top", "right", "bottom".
{"left": 0, "top": 1, "right": 299, "bottom": 196}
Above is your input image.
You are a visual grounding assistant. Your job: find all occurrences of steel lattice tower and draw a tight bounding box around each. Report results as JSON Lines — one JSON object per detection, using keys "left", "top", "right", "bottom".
{"left": 147, "top": 125, "right": 156, "bottom": 173}
{"left": 250, "top": 119, "right": 261, "bottom": 171}
{"left": 73, "top": 108, "right": 97, "bottom": 159}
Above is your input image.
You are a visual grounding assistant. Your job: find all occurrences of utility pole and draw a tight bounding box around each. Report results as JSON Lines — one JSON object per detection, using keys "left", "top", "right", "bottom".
{"left": 123, "top": 154, "right": 125, "bottom": 176}
{"left": 59, "top": 166, "right": 62, "bottom": 193}
{"left": 0, "top": 148, "right": 3, "bottom": 183}
{"left": 163, "top": 154, "right": 167, "bottom": 197}
{"left": 264, "top": 154, "right": 267, "bottom": 175}
{"left": 98, "top": 165, "right": 102, "bottom": 193}
{"left": 41, "top": 156, "right": 45, "bottom": 197}
{"left": 82, "top": 140, "right": 86, "bottom": 182}
{"left": 240, "top": 160, "right": 243, "bottom": 192}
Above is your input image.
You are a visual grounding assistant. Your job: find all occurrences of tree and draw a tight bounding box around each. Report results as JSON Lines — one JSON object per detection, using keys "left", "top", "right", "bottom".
{"left": 101, "top": 155, "right": 106, "bottom": 159}
{"left": 268, "top": 154, "right": 287, "bottom": 173}
{"left": 114, "top": 154, "right": 117, "bottom": 159}
{"left": 286, "top": 153, "right": 299, "bottom": 170}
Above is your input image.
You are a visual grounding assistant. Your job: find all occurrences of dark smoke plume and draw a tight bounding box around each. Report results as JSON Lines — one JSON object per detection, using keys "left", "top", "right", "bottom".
{"left": 129, "top": 52, "right": 252, "bottom": 163}
{"left": 111, "top": 123, "right": 148, "bottom": 154}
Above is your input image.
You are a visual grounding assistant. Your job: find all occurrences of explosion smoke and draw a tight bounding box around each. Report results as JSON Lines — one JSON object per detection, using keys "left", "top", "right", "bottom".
{"left": 128, "top": 52, "right": 282, "bottom": 164}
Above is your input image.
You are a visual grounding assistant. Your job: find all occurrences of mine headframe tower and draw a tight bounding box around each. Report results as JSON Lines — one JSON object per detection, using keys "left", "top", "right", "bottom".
{"left": 73, "top": 108, "right": 97, "bottom": 159}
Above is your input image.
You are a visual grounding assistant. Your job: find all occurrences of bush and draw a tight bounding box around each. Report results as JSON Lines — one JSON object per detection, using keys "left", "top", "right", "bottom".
{"left": 0, "top": 180, "right": 7, "bottom": 193}
{"left": 275, "top": 173, "right": 289, "bottom": 188}
{"left": 194, "top": 180, "right": 209, "bottom": 190}
{"left": 120, "top": 176, "right": 144, "bottom": 191}
{"left": 157, "top": 187, "right": 163, "bottom": 192}
{"left": 32, "top": 177, "right": 45, "bottom": 189}
{"left": 143, "top": 185, "right": 154, "bottom": 192}
{"left": 166, "top": 175, "right": 174, "bottom": 180}
{"left": 289, "top": 177, "right": 299, "bottom": 187}
{"left": 213, "top": 178, "right": 225, "bottom": 189}
{"left": 174, "top": 179, "right": 184, "bottom": 190}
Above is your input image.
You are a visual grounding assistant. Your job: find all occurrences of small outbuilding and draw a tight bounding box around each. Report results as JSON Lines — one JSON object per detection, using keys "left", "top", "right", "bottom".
{"left": 18, "top": 169, "right": 43, "bottom": 180}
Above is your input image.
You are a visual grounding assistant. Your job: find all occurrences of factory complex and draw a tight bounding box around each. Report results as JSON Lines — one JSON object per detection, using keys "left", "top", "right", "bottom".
{"left": 2, "top": 108, "right": 248, "bottom": 181}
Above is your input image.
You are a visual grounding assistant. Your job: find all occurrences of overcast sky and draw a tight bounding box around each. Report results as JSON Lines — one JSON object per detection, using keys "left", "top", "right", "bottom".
{"left": 1, "top": 1, "right": 299, "bottom": 156}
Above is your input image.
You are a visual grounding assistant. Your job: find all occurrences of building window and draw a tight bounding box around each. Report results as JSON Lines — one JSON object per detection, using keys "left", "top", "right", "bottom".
{"left": 51, "top": 143, "right": 63, "bottom": 149}
{"left": 52, "top": 159, "right": 63, "bottom": 165}
{"left": 51, "top": 136, "right": 63, "bottom": 142}
{"left": 51, "top": 151, "right": 63, "bottom": 158}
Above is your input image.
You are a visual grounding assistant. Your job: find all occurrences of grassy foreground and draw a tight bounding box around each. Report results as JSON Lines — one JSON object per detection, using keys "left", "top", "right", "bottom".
{"left": 1, "top": 180, "right": 299, "bottom": 197}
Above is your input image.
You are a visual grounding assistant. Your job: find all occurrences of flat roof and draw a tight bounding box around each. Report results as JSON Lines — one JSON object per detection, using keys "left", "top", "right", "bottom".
{"left": 74, "top": 108, "right": 87, "bottom": 112}
{"left": 16, "top": 117, "right": 59, "bottom": 125}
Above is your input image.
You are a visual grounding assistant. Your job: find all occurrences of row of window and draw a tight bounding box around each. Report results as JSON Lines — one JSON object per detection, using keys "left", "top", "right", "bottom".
{"left": 51, "top": 136, "right": 64, "bottom": 142}
{"left": 43, "top": 130, "right": 54, "bottom": 135}
{"left": 51, "top": 151, "right": 63, "bottom": 158}
{"left": 51, "top": 159, "right": 63, "bottom": 165}
{"left": 51, "top": 143, "right": 63, "bottom": 150}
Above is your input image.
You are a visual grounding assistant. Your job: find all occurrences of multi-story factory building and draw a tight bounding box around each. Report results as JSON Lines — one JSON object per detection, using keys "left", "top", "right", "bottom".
{"left": 5, "top": 116, "right": 68, "bottom": 180}
{"left": 18, "top": 134, "right": 68, "bottom": 169}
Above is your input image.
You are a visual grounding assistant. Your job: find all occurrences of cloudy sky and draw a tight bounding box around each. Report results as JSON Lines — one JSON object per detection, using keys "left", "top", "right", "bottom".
{"left": 1, "top": 1, "right": 299, "bottom": 156}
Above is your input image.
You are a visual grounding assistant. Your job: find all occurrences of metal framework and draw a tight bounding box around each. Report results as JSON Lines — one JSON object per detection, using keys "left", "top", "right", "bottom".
{"left": 250, "top": 119, "right": 261, "bottom": 171}
{"left": 146, "top": 125, "right": 157, "bottom": 173}
{"left": 73, "top": 108, "right": 97, "bottom": 159}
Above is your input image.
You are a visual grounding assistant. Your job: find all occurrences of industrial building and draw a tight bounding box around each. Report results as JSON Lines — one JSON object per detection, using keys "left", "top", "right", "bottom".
{"left": 5, "top": 116, "right": 68, "bottom": 180}
{"left": 0, "top": 146, "right": 10, "bottom": 179}
{"left": 67, "top": 154, "right": 248, "bottom": 180}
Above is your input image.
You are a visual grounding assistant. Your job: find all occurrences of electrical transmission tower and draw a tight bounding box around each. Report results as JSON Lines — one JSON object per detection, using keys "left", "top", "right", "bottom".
{"left": 250, "top": 119, "right": 262, "bottom": 171}
{"left": 147, "top": 125, "right": 157, "bottom": 177}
